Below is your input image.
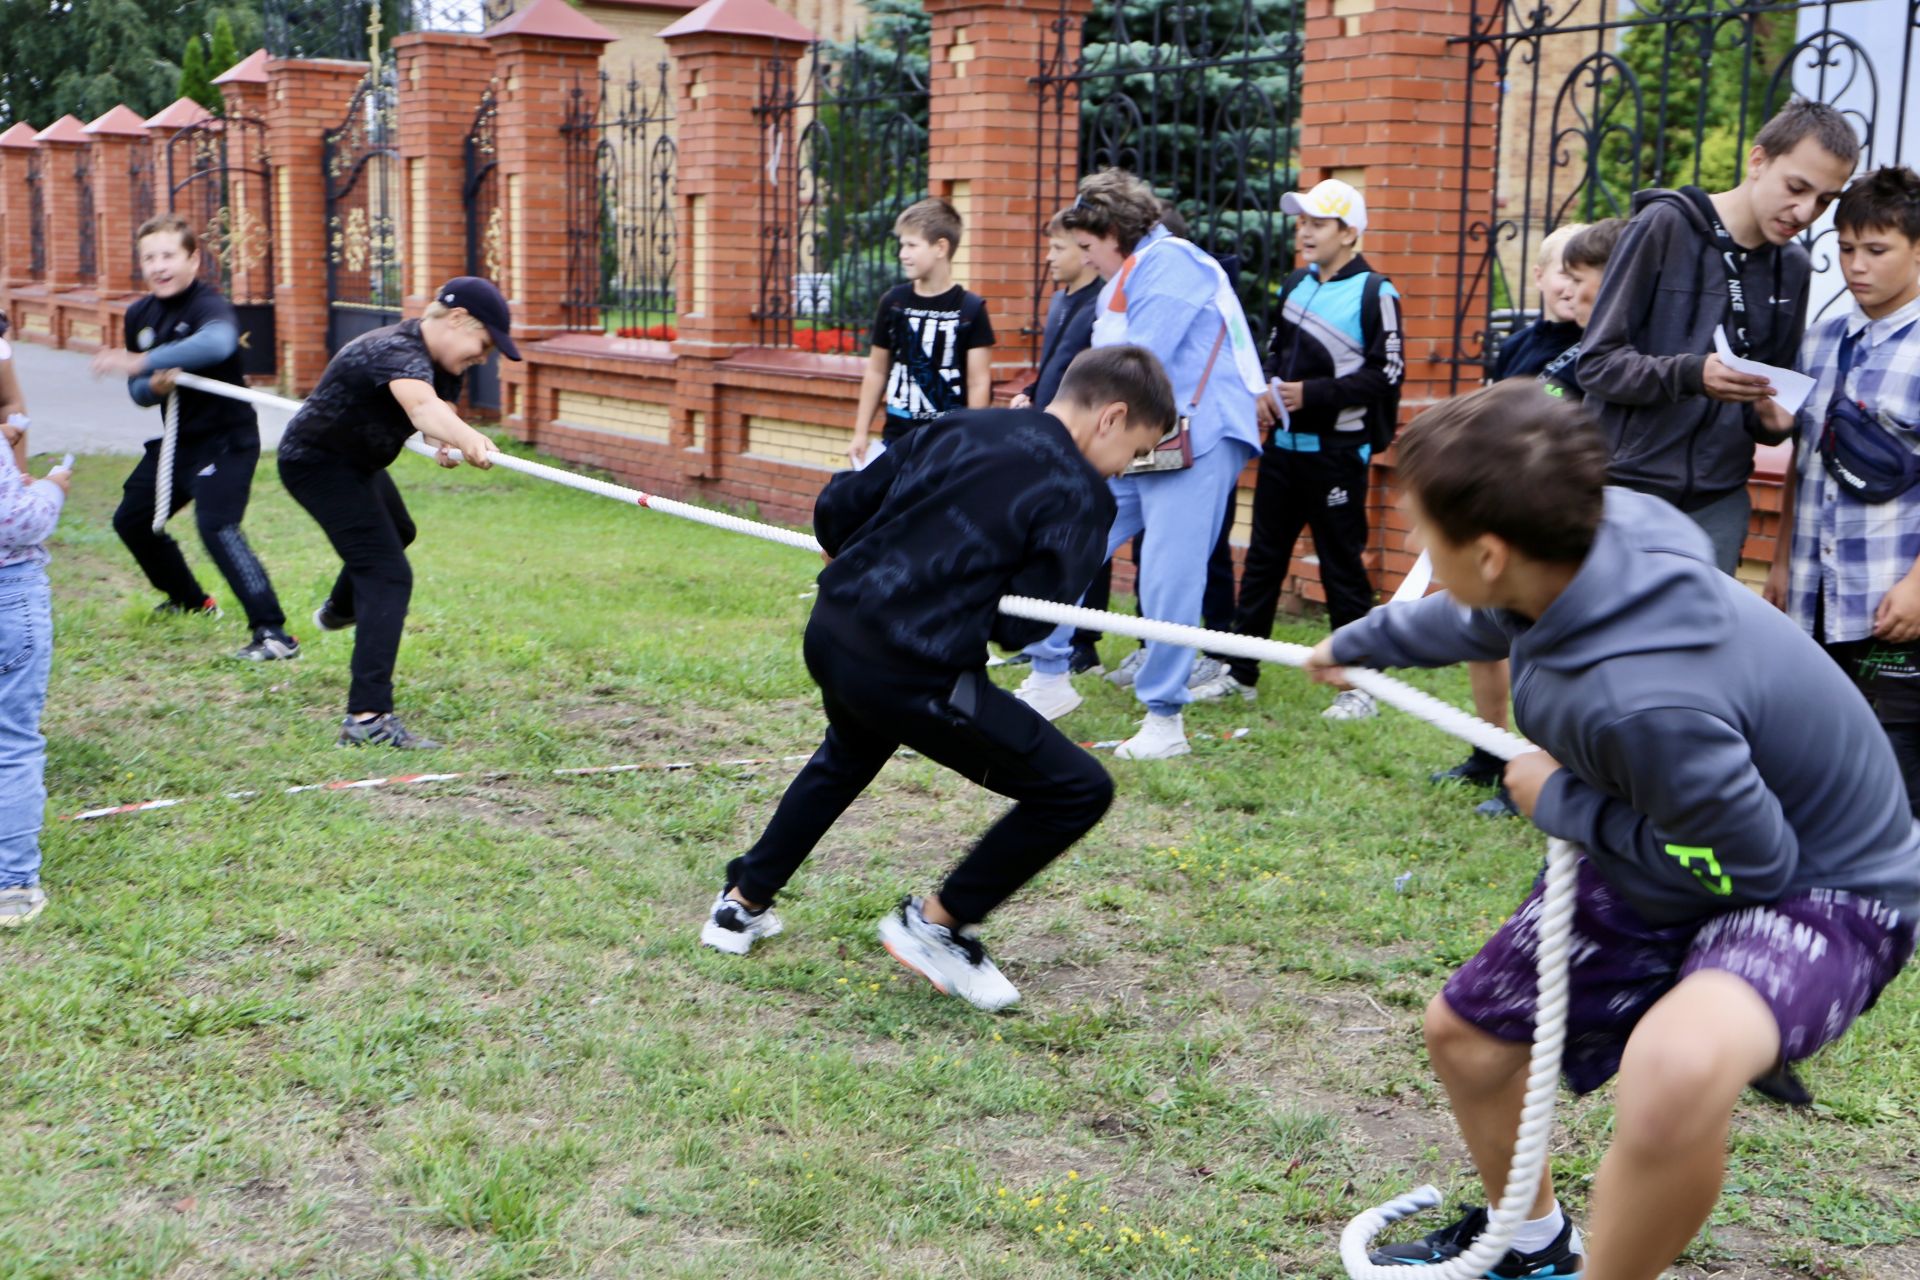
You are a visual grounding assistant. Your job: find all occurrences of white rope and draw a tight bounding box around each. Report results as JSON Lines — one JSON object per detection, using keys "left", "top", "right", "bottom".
{"left": 153, "top": 392, "right": 179, "bottom": 535}
{"left": 167, "top": 369, "right": 1573, "bottom": 1272}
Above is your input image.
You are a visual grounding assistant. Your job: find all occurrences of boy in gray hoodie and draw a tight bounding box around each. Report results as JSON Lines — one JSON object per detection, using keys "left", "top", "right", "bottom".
{"left": 1580, "top": 99, "right": 1858, "bottom": 573}
{"left": 1310, "top": 380, "right": 1917, "bottom": 1280}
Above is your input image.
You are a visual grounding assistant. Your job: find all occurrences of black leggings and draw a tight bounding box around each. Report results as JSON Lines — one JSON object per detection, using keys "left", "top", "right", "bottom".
{"left": 727, "top": 622, "right": 1115, "bottom": 925}
{"left": 279, "top": 454, "right": 417, "bottom": 714}
{"left": 113, "top": 432, "right": 286, "bottom": 630}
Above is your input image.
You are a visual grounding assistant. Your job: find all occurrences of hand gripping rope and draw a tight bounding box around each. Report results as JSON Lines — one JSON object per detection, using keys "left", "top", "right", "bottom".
{"left": 167, "top": 369, "right": 1577, "bottom": 1275}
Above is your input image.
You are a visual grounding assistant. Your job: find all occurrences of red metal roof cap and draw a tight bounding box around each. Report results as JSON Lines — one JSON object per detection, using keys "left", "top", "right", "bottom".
{"left": 485, "top": 0, "right": 618, "bottom": 42}
{"left": 659, "top": 0, "right": 816, "bottom": 42}
{"left": 84, "top": 105, "right": 153, "bottom": 136}
{"left": 34, "top": 115, "right": 88, "bottom": 144}
{"left": 144, "top": 98, "right": 216, "bottom": 130}
{"left": 212, "top": 49, "right": 271, "bottom": 85}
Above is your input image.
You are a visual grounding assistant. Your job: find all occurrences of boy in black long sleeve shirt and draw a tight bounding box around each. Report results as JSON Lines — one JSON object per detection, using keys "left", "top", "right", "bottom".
{"left": 701, "top": 346, "right": 1177, "bottom": 1011}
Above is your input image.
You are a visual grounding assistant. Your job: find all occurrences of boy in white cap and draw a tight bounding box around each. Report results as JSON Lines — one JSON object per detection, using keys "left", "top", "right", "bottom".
{"left": 1192, "top": 178, "right": 1403, "bottom": 717}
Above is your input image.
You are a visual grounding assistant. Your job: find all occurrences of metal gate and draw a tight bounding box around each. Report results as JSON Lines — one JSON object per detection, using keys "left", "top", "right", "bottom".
{"left": 164, "top": 114, "right": 277, "bottom": 376}
{"left": 463, "top": 81, "right": 503, "bottom": 413}
{"left": 1445, "top": 0, "right": 1919, "bottom": 389}
{"left": 323, "top": 64, "right": 405, "bottom": 354}
{"left": 1031, "top": 0, "right": 1304, "bottom": 351}
{"left": 74, "top": 150, "right": 96, "bottom": 283}
{"left": 25, "top": 150, "right": 45, "bottom": 281}
{"left": 129, "top": 138, "right": 155, "bottom": 285}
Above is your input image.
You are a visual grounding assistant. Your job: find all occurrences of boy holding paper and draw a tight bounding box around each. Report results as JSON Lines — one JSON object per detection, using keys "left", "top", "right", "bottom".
{"left": 1579, "top": 99, "right": 1857, "bottom": 573}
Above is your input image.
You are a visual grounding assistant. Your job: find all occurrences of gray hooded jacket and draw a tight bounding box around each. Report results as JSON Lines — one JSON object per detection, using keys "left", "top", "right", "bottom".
{"left": 1579, "top": 188, "right": 1811, "bottom": 510}
{"left": 1331, "top": 488, "right": 1920, "bottom": 926}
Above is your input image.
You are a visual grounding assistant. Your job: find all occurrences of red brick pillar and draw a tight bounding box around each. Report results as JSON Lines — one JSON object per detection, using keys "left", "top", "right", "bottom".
{"left": 1297, "top": 0, "right": 1488, "bottom": 594}
{"left": 213, "top": 48, "right": 272, "bottom": 120}
{"left": 394, "top": 32, "right": 494, "bottom": 313}
{"left": 922, "top": 0, "right": 1093, "bottom": 381}
{"left": 262, "top": 60, "right": 372, "bottom": 393}
{"left": 0, "top": 124, "right": 38, "bottom": 302}
{"left": 83, "top": 106, "right": 151, "bottom": 297}
{"left": 485, "top": 0, "right": 616, "bottom": 434}
{"left": 660, "top": 0, "right": 814, "bottom": 477}
{"left": 34, "top": 117, "right": 89, "bottom": 296}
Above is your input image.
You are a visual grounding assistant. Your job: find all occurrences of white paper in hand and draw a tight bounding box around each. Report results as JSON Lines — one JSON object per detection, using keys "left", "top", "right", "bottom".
{"left": 1713, "top": 325, "right": 1817, "bottom": 416}
{"left": 854, "top": 438, "right": 886, "bottom": 471}
{"left": 1268, "top": 377, "right": 1292, "bottom": 431}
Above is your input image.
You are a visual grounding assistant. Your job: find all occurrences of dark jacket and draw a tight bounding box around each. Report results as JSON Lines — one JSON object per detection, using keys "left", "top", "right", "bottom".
{"left": 123, "top": 281, "right": 256, "bottom": 441}
{"left": 1578, "top": 187, "right": 1811, "bottom": 510}
{"left": 1264, "top": 255, "right": 1403, "bottom": 452}
{"left": 1331, "top": 487, "right": 1920, "bottom": 926}
{"left": 1493, "top": 317, "right": 1583, "bottom": 382}
{"left": 813, "top": 408, "right": 1115, "bottom": 672}
{"left": 1021, "top": 281, "right": 1100, "bottom": 410}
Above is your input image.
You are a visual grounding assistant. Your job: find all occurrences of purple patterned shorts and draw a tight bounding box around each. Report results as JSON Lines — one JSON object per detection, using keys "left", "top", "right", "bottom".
{"left": 1444, "top": 854, "right": 1915, "bottom": 1098}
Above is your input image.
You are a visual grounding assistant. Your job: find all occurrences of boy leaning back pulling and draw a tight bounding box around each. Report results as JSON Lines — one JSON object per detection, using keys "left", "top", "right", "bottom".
{"left": 701, "top": 345, "right": 1176, "bottom": 1012}
{"left": 1309, "top": 380, "right": 1917, "bottom": 1280}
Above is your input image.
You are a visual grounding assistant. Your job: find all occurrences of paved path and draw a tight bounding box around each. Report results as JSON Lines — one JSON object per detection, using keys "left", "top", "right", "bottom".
{"left": 3, "top": 341, "right": 292, "bottom": 457}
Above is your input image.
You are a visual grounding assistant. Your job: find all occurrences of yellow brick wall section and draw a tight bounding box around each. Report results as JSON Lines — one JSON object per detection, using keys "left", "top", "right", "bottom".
{"left": 690, "top": 195, "right": 708, "bottom": 315}
{"left": 67, "top": 318, "right": 104, "bottom": 346}
{"left": 409, "top": 157, "right": 427, "bottom": 299}
{"left": 508, "top": 174, "right": 524, "bottom": 303}
{"left": 19, "top": 312, "right": 52, "bottom": 337}
{"left": 747, "top": 416, "right": 847, "bottom": 470}
{"left": 276, "top": 166, "right": 293, "bottom": 290}
{"left": 555, "top": 390, "right": 671, "bottom": 442}
{"left": 689, "top": 410, "right": 706, "bottom": 452}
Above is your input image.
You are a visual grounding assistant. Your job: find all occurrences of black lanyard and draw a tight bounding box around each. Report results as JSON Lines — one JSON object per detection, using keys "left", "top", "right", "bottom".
{"left": 1686, "top": 188, "right": 1754, "bottom": 357}
{"left": 1538, "top": 341, "right": 1581, "bottom": 384}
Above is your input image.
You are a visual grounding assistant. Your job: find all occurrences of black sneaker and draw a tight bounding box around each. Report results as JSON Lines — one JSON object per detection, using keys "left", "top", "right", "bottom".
{"left": 312, "top": 600, "right": 356, "bottom": 632}
{"left": 337, "top": 713, "right": 442, "bottom": 750}
{"left": 1369, "top": 1206, "right": 1583, "bottom": 1276}
{"left": 235, "top": 628, "right": 300, "bottom": 662}
{"left": 1432, "top": 747, "right": 1505, "bottom": 787}
{"left": 155, "top": 595, "right": 222, "bottom": 619}
{"left": 1477, "top": 786, "right": 1521, "bottom": 819}
{"left": 1068, "top": 642, "right": 1104, "bottom": 676}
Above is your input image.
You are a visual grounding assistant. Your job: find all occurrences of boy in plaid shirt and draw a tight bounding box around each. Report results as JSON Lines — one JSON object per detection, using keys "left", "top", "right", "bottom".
{"left": 1768, "top": 166, "right": 1920, "bottom": 812}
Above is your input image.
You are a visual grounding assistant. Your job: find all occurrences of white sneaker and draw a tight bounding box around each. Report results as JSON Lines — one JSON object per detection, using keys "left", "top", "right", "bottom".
{"left": 1013, "top": 670, "right": 1082, "bottom": 721}
{"left": 699, "top": 891, "right": 784, "bottom": 955}
{"left": 878, "top": 897, "right": 1019, "bottom": 1011}
{"left": 1185, "top": 655, "right": 1225, "bottom": 688}
{"left": 1189, "top": 670, "right": 1258, "bottom": 703}
{"left": 1322, "top": 689, "right": 1379, "bottom": 721}
{"left": 1114, "top": 711, "right": 1191, "bottom": 759}
{"left": 0, "top": 885, "right": 47, "bottom": 928}
{"left": 1103, "top": 647, "right": 1148, "bottom": 687}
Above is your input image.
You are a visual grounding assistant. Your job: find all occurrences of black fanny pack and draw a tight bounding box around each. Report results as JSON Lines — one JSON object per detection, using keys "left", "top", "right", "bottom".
{"left": 1819, "top": 325, "right": 1920, "bottom": 504}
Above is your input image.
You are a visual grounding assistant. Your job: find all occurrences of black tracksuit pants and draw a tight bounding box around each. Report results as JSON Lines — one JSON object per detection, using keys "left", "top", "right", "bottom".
{"left": 1227, "top": 443, "right": 1373, "bottom": 686}
{"left": 727, "top": 621, "right": 1115, "bottom": 926}
{"left": 112, "top": 431, "right": 286, "bottom": 631}
{"left": 278, "top": 454, "right": 417, "bottom": 715}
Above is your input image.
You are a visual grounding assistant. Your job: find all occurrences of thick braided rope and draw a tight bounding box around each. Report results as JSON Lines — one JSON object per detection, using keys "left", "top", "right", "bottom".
{"left": 153, "top": 392, "right": 179, "bottom": 535}
{"left": 169, "top": 369, "right": 1570, "bottom": 1271}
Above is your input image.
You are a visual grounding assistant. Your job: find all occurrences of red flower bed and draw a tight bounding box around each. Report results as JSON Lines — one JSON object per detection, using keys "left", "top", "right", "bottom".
{"left": 793, "top": 328, "right": 861, "bottom": 354}
{"left": 614, "top": 324, "right": 678, "bottom": 340}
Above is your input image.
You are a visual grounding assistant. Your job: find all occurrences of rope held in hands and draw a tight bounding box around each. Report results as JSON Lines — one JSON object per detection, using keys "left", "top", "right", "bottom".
{"left": 168, "top": 368, "right": 1573, "bottom": 1277}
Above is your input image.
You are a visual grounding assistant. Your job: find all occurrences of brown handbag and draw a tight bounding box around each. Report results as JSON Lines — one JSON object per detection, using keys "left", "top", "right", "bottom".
{"left": 1125, "top": 321, "right": 1227, "bottom": 475}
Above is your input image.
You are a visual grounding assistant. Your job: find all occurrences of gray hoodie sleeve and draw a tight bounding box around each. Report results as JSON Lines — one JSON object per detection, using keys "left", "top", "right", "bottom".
{"left": 1532, "top": 707, "right": 1799, "bottom": 911}
{"left": 1577, "top": 205, "right": 1710, "bottom": 406}
{"left": 1329, "top": 593, "right": 1511, "bottom": 670}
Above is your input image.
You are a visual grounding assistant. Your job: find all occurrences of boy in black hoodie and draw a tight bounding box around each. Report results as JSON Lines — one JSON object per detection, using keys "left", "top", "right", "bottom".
{"left": 699, "top": 346, "right": 1176, "bottom": 1012}
{"left": 1579, "top": 99, "right": 1857, "bottom": 573}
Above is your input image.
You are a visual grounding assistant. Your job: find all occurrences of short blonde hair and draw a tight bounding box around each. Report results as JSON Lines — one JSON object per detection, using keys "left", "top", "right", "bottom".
{"left": 1536, "top": 222, "right": 1586, "bottom": 271}
{"left": 422, "top": 301, "right": 484, "bottom": 329}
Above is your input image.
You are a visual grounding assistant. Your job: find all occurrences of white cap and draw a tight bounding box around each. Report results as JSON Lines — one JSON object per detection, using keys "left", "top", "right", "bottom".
{"left": 1282, "top": 179, "right": 1367, "bottom": 234}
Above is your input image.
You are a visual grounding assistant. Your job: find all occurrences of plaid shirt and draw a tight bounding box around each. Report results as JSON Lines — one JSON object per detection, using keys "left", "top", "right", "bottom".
{"left": 1788, "top": 293, "right": 1920, "bottom": 643}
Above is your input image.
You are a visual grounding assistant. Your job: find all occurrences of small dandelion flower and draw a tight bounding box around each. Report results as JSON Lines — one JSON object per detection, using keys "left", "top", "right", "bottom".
{"left": 1067, "top": 1170, "right": 1079, "bottom": 1181}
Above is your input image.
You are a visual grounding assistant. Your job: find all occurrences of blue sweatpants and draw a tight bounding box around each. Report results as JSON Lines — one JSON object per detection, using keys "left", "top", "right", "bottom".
{"left": 1027, "top": 439, "right": 1254, "bottom": 716}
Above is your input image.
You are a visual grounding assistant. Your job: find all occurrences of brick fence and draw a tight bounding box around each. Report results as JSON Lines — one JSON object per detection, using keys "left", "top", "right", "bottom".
{"left": 0, "top": 0, "right": 1791, "bottom": 606}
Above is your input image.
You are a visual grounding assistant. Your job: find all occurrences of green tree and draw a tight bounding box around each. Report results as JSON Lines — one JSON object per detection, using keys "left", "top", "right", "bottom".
{"left": 179, "top": 35, "right": 215, "bottom": 112}
{"left": 0, "top": 2, "right": 261, "bottom": 127}
{"left": 208, "top": 13, "right": 241, "bottom": 83}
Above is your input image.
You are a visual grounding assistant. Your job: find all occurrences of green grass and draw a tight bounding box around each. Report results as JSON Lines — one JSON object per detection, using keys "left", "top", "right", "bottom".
{"left": 2, "top": 442, "right": 1915, "bottom": 1279}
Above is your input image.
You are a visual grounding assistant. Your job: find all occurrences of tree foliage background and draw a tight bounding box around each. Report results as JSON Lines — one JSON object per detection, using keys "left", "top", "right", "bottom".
{"left": 0, "top": 1, "right": 260, "bottom": 128}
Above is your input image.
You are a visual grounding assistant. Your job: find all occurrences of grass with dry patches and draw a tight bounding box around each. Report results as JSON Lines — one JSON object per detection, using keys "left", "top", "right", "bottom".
{"left": 2, "top": 445, "right": 1916, "bottom": 1279}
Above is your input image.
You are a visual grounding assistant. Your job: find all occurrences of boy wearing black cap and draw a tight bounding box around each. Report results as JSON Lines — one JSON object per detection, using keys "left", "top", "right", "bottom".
{"left": 277, "top": 278, "right": 517, "bottom": 749}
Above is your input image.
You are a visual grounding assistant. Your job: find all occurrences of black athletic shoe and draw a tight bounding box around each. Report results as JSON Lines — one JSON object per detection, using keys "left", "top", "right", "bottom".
{"left": 337, "top": 713, "right": 442, "bottom": 750}
{"left": 235, "top": 628, "right": 300, "bottom": 662}
{"left": 1067, "top": 642, "right": 1105, "bottom": 676}
{"left": 1477, "top": 785, "right": 1521, "bottom": 819}
{"left": 155, "top": 595, "right": 222, "bottom": 619}
{"left": 312, "top": 600, "right": 356, "bottom": 632}
{"left": 1431, "top": 747, "right": 1504, "bottom": 787}
{"left": 1369, "top": 1206, "right": 1584, "bottom": 1276}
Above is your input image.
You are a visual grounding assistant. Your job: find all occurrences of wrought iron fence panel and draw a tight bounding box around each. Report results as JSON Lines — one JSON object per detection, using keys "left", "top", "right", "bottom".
{"left": 324, "top": 65, "right": 406, "bottom": 352}
{"left": 26, "top": 151, "right": 45, "bottom": 281}
{"left": 129, "top": 138, "right": 156, "bottom": 283}
{"left": 561, "top": 64, "right": 678, "bottom": 337}
{"left": 74, "top": 150, "right": 97, "bottom": 282}
{"left": 1447, "top": 0, "right": 1918, "bottom": 389}
{"left": 164, "top": 115, "right": 276, "bottom": 306}
{"left": 465, "top": 81, "right": 505, "bottom": 412}
{"left": 754, "top": 29, "right": 930, "bottom": 350}
{"left": 1032, "top": 0, "right": 1304, "bottom": 353}
{"left": 264, "top": 0, "right": 515, "bottom": 61}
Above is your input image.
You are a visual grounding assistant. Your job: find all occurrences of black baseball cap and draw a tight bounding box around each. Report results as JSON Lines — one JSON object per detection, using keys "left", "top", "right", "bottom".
{"left": 435, "top": 276, "right": 521, "bottom": 361}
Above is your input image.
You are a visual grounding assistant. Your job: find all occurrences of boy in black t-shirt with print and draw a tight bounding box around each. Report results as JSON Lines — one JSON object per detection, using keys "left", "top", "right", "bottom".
{"left": 848, "top": 197, "right": 995, "bottom": 466}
